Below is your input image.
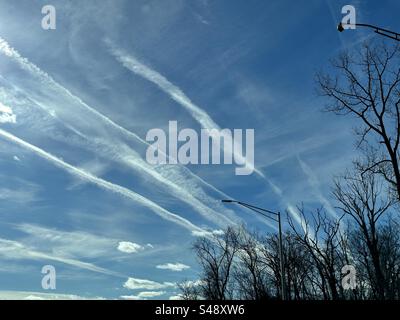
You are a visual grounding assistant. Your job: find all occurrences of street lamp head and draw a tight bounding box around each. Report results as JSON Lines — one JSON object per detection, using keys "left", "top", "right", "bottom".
{"left": 221, "top": 199, "right": 234, "bottom": 203}
{"left": 337, "top": 22, "right": 345, "bottom": 32}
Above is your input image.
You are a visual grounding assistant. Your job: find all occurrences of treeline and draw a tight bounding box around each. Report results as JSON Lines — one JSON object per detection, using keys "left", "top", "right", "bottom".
{"left": 179, "top": 40, "right": 400, "bottom": 300}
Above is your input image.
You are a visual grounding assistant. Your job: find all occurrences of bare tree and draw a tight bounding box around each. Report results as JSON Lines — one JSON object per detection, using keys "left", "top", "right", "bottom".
{"left": 233, "top": 228, "right": 271, "bottom": 300}
{"left": 279, "top": 233, "right": 317, "bottom": 300}
{"left": 317, "top": 40, "right": 400, "bottom": 202}
{"left": 259, "top": 234, "right": 284, "bottom": 299}
{"left": 378, "top": 218, "right": 400, "bottom": 299}
{"left": 333, "top": 168, "right": 393, "bottom": 299}
{"left": 177, "top": 280, "right": 202, "bottom": 300}
{"left": 288, "top": 206, "right": 344, "bottom": 300}
{"left": 192, "top": 227, "right": 240, "bottom": 300}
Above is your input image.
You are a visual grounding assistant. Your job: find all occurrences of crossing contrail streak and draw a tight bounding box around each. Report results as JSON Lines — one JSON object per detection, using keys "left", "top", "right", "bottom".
{"left": 0, "top": 128, "right": 209, "bottom": 235}
{"left": 0, "top": 37, "right": 145, "bottom": 145}
{"left": 297, "top": 157, "right": 340, "bottom": 220}
{"left": 107, "top": 41, "right": 265, "bottom": 178}
{"left": 0, "top": 36, "right": 238, "bottom": 226}
{"left": 108, "top": 44, "right": 300, "bottom": 228}
{"left": 0, "top": 238, "right": 125, "bottom": 278}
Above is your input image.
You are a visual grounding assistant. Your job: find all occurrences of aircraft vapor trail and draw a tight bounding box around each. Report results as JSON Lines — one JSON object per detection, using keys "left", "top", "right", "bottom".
{"left": 0, "top": 36, "right": 238, "bottom": 226}
{"left": 108, "top": 44, "right": 303, "bottom": 230}
{"left": 107, "top": 41, "right": 265, "bottom": 178}
{"left": 0, "top": 37, "right": 144, "bottom": 145}
{"left": 0, "top": 37, "right": 304, "bottom": 235}
{"left": 0, "top": 238, "right": 126, "bottom": 278}
{"left": 0, "top": 128, "right": 209, "bottom": 235}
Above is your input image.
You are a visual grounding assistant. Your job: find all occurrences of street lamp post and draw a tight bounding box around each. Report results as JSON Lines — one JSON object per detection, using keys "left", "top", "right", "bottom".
{"left": 221, "top": 199, "right": 286, "bottom": 300}
{"left": 337, "top": 22, "right": 400, "bottom": 41}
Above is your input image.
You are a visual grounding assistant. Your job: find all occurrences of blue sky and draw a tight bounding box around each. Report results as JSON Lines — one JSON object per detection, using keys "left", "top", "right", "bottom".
{"left": 0, "top": 0, "right": 399, "bottom": 300}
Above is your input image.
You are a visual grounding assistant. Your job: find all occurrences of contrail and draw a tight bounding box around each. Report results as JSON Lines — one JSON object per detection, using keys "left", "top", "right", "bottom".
{"left": 0, "top": 39, "right": 302, "bottom": 234}
{"left": 0, "top": 37, "right": 239, "bottom": 226}
{"left": 1, "top": 83, "right": 235, "bottom": 226}
{"left": 107, "top": 44, "right": 217, "bottom": 130}
{"left": 105, "top": 42, "right": 323, "bottom": 234}
{"left": 297, "top": 157, "right": 339, "bottom": 219}
{"left": 0, "top": 238, "right": 125, "bottom": 278}
{"left": 107, "top": 41, "right": 265, "bottom": 178}
{"left": 256, "top": 168, "right": 309, "bottom": 233}
{"left": 0, "top": 37, "right": 144, "bottom": 145}
{"left": 0, "top": 128, "right": 209, "bottom": 235}
{"left": 108, "top": 143, "right": 235, "bottom": 226}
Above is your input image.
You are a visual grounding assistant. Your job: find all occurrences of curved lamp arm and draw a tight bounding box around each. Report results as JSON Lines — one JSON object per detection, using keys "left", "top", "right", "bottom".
{"left": 337, "top": 22, "right": 400, "bottom": 42}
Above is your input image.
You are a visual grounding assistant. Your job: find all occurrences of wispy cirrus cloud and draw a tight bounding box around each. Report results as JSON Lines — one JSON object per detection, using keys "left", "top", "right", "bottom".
{"left": 0, "top": 187, "right": 39, "bottom": 204}
{"left": 0, "top": 174, "right": 41, "bottom": 205}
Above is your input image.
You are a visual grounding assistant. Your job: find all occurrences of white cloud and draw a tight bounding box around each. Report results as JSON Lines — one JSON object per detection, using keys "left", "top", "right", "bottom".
{"left": 24, "top": 295, "right": 45, "bottom": 300}
{"left": 138, "top": 291, "right": 165, "bottom": 298}
{"left": 123, "top": 277, "right": 175, "bottom": 290}
{"left": 191, "top": 230, "right": 212, "bottom": 237}
{"left": 117, "top": 241, "right": 144, "bottom": 254}
{"left": 182, "top": 279, "right": 205, "bottom": 287}
{"left": 191, "top": 229, "right": 224, "bottom": 237}
{"left": 120, "top": 295, "right": 141, "bottom": 300}
{"left": 0, "top": 102, "right": 16, "bottom": 124}
{"left": 169, "top": 294, "right": 184, "bottom": 300}
{"left": 211, "top": 229, "right": 224, "bottom": 236}
{"left": 156, "top": 263, "right": 190, "bottom": 272}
